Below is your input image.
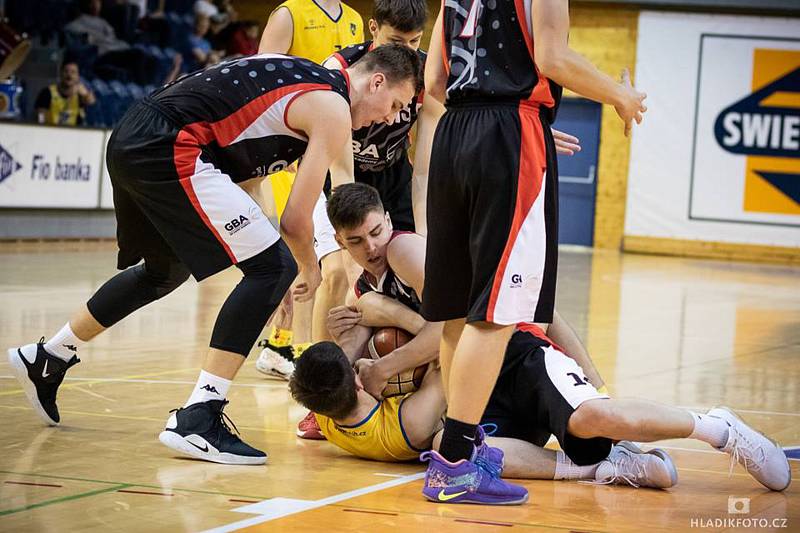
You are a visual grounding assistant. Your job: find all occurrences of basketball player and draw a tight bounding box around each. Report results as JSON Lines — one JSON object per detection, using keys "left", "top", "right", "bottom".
{"left": 312, "top": 183, "right": 791, "bottom": 494}
{"left": 290, "top": 329, "right": 792, "bottom": 494}
{"left": 252, "top": 0, "right": 365, "bottom": 365}
{"left": 6, "top": 46, "right": 422, "bottom": 466}
{"left": 420, "top": 0, "right": 650, "bottom": 503}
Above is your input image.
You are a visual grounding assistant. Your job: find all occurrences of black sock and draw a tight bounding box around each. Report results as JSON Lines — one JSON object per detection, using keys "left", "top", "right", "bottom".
{"left": 438, "top": 417, "right": 477, "bottom": 462}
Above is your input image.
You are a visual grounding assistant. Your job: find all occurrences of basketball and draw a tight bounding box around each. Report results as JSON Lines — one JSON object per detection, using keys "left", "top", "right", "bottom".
{"left": 366, "top": 327, "right": 427, "bottom": 397}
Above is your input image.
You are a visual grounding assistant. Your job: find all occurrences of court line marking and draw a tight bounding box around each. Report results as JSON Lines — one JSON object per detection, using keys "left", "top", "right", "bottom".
{"left": 201, "top": 472, "right": 426, "bottom": 533}
{"left": 0, "top": 470, "right": 272, "bottom": 500}
{"left": 0, "top": 367, "right": 203, "bottom": 397}
{"left": 0, "top": 483, "right": 131, "bottom": 516}
{"left": 0, "top": 376, "right": 288, "bottom": 389}
{"left": 0, "top": 404, "right": 294, "bottom": 434}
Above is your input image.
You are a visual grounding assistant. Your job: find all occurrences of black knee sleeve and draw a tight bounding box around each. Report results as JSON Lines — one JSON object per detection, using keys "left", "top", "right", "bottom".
{"left": 209, "top": 240, "right": 297, "bottom": 356}
{"left": 87, "top": 258, "right": 190, "bottom": 327}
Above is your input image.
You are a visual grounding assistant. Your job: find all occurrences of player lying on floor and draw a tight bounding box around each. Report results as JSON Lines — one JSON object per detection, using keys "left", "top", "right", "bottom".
{"left": 290, "top": 325, "right": 791, "bottom": 493}
{"left": 287, "top": 182, "right": 791, "bottom": 497}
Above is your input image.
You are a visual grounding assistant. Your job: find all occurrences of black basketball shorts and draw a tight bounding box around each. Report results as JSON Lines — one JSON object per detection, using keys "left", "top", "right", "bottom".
{"left": 482, "top": 326, "right": 612, "bottom": 466}
{"left": 106, "top": 99, "right": 280, "bottom": 280}
{"left": 421, "top": 101, "right": 558, "bottom": 325}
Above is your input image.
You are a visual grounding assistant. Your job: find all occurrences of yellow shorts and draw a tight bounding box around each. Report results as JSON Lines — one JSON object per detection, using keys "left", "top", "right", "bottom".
{"left": 269, "top": 169, "right": 296, "bottom": 220}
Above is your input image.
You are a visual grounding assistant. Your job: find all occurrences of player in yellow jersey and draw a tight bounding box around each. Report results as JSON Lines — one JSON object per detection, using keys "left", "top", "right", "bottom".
{"left": 253, "top": 0, "right": 365, "bottom": 360}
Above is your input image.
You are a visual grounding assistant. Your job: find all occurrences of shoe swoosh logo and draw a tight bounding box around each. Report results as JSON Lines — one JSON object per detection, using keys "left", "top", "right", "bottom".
{"left": 437, "top": 489, "right": 467, "bottom": 501}
{"left": 42, "top": 360, "right": 51, "bottom": 378}
{"left": 188, "top": 441, "right": 209, "bottom": 453}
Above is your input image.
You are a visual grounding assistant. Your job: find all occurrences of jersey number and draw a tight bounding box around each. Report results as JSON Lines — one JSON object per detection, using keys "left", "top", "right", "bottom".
{"left": 567, "top": 372, "right": 588, "bottom": 387}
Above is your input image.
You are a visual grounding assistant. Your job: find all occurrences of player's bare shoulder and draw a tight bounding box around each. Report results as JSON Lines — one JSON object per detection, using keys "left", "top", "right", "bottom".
{"left": 285, "top": 90, "right": 352, "bottom": 136}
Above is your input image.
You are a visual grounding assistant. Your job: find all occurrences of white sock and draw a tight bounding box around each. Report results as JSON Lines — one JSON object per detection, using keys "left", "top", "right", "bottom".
{"left": 689, "top": 412, "right": 729, "bottom": 448}
{"left": 554, "top": 450, "right": 600, "bottom": 480}
{"left": 43, "top": 323, "right": 85, "bottom": 362}
{"left": 184, "top": 370, "right": 231, "bottom": 407}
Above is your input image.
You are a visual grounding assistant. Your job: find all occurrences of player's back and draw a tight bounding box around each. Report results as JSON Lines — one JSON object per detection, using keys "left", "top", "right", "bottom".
{"left": 145, "top": 54, "right": 349, "bottom": 182}
{"left": 441, "top": 0, "right": 561, "bottom": 113}
{"left": 277, "top": 0, "right": 364, "bottom": 64}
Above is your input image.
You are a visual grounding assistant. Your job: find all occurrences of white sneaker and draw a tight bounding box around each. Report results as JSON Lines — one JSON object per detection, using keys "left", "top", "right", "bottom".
{"left": 592, "top": 441, "right": 678, "bottom": 489}
{"left": 255, "top": 347, "right": 294, "bottom": 381}
{"left": 708, "top": 406, "right": 791, "bottom": 491}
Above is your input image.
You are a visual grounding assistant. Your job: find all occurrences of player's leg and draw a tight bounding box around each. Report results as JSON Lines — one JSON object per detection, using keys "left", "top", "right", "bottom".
{"left": 312, "top": 250, "right": 349, "bottom": 342}
{"left": 7, "top": 182, "right": 190, "bottom": 426}
{"left": 569, "top": 397, "right": 791, "bottom": 491}
{"left": 419, "top": 106, "right": 529, "bottom": 504}
{"left": 438, "top": 318, "right": 464, "bottom": 404}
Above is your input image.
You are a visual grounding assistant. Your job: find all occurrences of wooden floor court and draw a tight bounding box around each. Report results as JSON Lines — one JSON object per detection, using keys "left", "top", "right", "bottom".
{"left": 1, "top": 242, "right": 798, "bottom": 532}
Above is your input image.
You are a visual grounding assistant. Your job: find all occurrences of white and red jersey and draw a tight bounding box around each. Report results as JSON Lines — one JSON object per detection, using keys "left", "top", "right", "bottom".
{"left": 149, "top": 54, "right": 351, "bottom": 183}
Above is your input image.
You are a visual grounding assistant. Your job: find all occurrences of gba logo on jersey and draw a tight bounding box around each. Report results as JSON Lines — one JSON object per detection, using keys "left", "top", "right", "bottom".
{"left": 0, "top": 142, "right": 22, "bottom": 185}
{"left": 225, "top": 214, "right": 250, "bottom": 235}
{"left": 510, "top": 273, "right": 523, "bottom": 288}
{"left": 713, "top": 51, "right": 800, "bottom": 215}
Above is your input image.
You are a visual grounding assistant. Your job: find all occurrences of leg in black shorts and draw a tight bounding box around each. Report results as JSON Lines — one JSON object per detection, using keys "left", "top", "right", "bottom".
{"left": 482, "top": 329, "right": 612, "bottom": 466}
{"left": 421, "top": 102, "right": 558, "bottom": 325}
{"left": 355, "top": 157, "right": 415, "bottom": 232}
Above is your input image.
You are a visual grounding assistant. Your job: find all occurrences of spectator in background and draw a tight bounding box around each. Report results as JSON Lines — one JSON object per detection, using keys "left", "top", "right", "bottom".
{"left": 186, "top": 14, "right": 222, "bottom": 71}
{"left": 35, "top": 60, "right": 96, "bottom": 126}
{"left": 227, "top": 21, "right": 259, "bottom": 57}
{"left": 65, "top": 0, "right": 158, "bottom": 85}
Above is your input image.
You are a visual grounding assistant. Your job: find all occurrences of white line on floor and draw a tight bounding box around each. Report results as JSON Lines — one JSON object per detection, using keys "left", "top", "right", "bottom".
{"left": 0, "top": 376, "right": 288, "bottom": 389}
{"left": 201, "top": 471, "right": 425, "bottom": 533}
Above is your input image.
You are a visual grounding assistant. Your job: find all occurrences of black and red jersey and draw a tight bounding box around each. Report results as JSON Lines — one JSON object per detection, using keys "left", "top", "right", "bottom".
{"left": 440, "top": 0, "right": 562, "bottom": 118}
{"left": 331, "top": 42, "right": 427, "bottom": 173}
{"left": 354, "top": 231, "right": 421, "bottom": 313}
{"left": 148, "top": 53, "right": 350, "bottom": 183}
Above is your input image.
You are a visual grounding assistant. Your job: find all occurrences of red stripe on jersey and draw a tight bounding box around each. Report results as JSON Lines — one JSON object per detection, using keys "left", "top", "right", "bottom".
{"left": 440, "top": 0, "right": 450, "bottom": 76}
{"left": 512, "top": 0, "right": 555, "bottom": 107}
{"left": 486, "top": 106, "right": 546, "bottom": 323}
{"left": 178, "top": 174, "right": 236, "bottom": 262}
{"left": 515, "top": 322, "right": 566, "bottom": 353}
{"left": 333, "top": 52, "right": 348, "bottom": 69}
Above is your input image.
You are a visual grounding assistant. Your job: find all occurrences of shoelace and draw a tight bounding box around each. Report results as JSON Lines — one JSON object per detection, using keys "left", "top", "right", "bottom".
{"left": 475, "top": 455, "right": 502, "bottom": 479}
{"left": 214, "top": 404, "right": 242, "bottom": 441}
{"left": 583, "top": 452, "right": 647, "bottom": 488}
{"left": 727, "top": 425, "right": 766, "bottom": 477}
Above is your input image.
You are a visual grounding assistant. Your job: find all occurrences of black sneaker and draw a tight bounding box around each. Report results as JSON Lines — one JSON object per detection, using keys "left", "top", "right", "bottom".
{"left": 158, "top": 400, "right": 267, "bottom": 465}
{"left": 7, "top": 337, "right": 80, "bottom": 426}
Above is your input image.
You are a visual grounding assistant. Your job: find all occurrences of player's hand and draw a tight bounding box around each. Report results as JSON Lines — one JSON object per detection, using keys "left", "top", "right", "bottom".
{"left": 552, "top": 128, "right": 580, "bottom": 155}
{"left": 293, "top": 262, "right": 322, "bottom": 302}
{"left": 327, "top": 305, "right": 362, "bottom": 339}
{"left": 355, "top": 358, "right": 389, "bottom": 400}
{"left": 614, "top": 68, "right": 647, "bottom": 137}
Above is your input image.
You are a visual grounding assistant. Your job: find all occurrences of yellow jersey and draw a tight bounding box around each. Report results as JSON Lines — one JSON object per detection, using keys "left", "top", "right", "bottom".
{"left": 274, "top": 0, "right": 364, "bottom": 65}
{"left": 315, "top": 394, "right": 423, "bottom": 462}
{"left": 42, "top": 85, "right": 83, "bottom": 126}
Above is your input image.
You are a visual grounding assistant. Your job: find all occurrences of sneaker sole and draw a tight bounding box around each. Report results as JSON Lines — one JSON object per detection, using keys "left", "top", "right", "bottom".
{"left": 158, "top": 431, "right": 267, "bottom": 465}
{"left": 710, "top": 406, "right": 792, "bottom": 491}
{"left": 7, "top": 348, "right": 58, "bottom": 426}
{"left": 423, "top": 491, "right": 529, "bottom": 505}
{"left": 296, "top": 429, "right": 326, "bottom": 440}
{"left": 254, "top": 363, "right": 292, "bottom": 381}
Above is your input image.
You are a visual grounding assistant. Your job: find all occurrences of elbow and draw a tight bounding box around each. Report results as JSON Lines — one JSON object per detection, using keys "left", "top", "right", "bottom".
{"left": 535, "top": 47, "right": 566, "bottom": 79}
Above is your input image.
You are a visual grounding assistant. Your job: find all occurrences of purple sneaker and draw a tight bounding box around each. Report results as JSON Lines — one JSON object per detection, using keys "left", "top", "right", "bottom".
{"left": 421, "top": 450, "right": 528, "bottom": 505}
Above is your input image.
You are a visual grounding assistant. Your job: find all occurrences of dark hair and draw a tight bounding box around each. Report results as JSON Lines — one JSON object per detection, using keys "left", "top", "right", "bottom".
{"left": 289, "top": 342, "right": 358, "bottom": 420}
{"left": 327, "top": 183, "right": 385, "bottom": 231}
{"left": 353, "top": 43, "right": 423, "bottom": 92}
{"left": 373, "top": 0, "right": 428, "bottom": 33}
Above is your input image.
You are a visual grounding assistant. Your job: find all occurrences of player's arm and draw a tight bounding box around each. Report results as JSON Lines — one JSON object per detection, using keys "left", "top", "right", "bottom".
{"left": 394, "top": 366, "right": 447, "bottom": 450}
{"left": 355, "top": 291, "right": 426, "bottom": 334}
{"left": 424, "top": 11, "right": 447, "bottom": 104}
{"left": 546, "top": 311, "right": 605, "bottom": 390}
{"left": 283, "top": 91, "right": 352, "bottom": 301}
{"left": 532, "top": 0, "right": 647, "bottom": 136}
{"left": 357, "top": 234, "right": 441, "bottom": 398}
{"left": 410, "top": 96, "right": 444, "bottom": 236}
{"left": 258, "top": 6, "right": 293, "bottom": 54}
